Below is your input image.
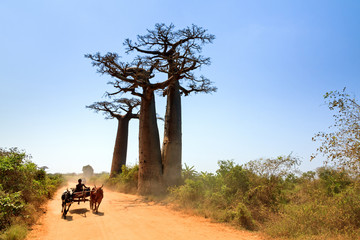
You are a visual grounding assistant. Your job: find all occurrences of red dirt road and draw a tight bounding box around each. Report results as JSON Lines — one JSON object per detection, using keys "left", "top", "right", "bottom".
{"left": 26, "top": 184, "right": 265, "bottom": 240}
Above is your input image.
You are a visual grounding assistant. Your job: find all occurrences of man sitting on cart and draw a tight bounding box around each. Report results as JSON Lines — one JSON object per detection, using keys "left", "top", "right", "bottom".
{"left": 73, "top": 179, "right": 88, "bottom": 198}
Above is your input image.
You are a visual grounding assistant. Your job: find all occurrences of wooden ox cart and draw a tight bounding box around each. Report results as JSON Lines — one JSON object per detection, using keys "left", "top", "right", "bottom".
{"left": 61, "top": 186, "right": 103, "bottom": 218}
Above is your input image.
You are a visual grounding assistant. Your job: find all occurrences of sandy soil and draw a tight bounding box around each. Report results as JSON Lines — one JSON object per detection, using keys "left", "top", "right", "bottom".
{"left": 26, "top": 183, "right": 265, "bottom": 240}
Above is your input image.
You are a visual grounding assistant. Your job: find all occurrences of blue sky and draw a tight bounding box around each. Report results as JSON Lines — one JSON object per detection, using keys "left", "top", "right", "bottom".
{"left": 1, "top": 0, "right": 359, "bottom": 173}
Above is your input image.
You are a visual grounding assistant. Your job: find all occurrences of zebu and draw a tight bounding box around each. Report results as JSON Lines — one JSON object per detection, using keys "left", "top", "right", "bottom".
{"left": 90, "top": 185, "right": 104, "bottom": 213}
{"left": 61, "top": 186, "right": 91, "bottom": 218}
{"left": 60, "top": 184, "right": 103, "bottom": 218}
{"left": 61, "top": 189, "right": 73, "bottom": 218}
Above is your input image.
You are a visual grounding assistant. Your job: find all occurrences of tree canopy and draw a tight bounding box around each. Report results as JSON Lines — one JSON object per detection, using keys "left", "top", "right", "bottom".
{"left": 86, "top": 98, "right": 140, "bottom": 120}
{"left": 124, "top": 23, "right": 217, "bottom": 96}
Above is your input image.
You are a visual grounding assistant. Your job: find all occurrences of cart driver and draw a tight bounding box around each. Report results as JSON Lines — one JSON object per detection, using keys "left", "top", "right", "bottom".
{"left": 73, "top": 179, "right": 88, "bottom": 204}
{"left": 74, "top": 178, "right": 87, "bottom": 193}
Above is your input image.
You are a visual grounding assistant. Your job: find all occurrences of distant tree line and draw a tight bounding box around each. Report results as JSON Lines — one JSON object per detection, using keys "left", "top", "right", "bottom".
{"left": 86, "top": 23, "right": 216, "bottom": 194}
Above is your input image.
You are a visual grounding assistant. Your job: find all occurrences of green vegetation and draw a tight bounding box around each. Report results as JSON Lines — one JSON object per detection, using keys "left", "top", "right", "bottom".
{"left": 89, "top": 172, "right": 110, "bottom": 186}
{"left": 0, "top": 148, "right": 64, "bottom": 240}
{"left": 104, "top": 156, "right": 360, "bottom": 239}
{"left": 168, "top": 159, "right": 360, "bottom": 239}
{"left": 106, "top": 165, "right": 138, "bottom": 194}
{"left": 86, "top": 165, "right": 139, "bottom": 194}
{"left": 0, "top": 225, "right": 27, "bottom": 240}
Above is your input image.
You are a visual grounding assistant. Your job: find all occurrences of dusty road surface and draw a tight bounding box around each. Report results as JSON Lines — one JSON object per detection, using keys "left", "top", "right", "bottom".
{"left": 26, "top": 183, "right": 265, "bottom": 240}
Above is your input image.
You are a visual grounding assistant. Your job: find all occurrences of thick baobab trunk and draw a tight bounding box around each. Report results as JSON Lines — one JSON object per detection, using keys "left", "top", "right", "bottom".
{"left": 162, "top": 80, "right": 182, "bottom": 186}
{"left": 138, "top": 90, "right": 163, "bottom": 195}
{"left": 110, "top": 117, "right": 130, "bottom": 178}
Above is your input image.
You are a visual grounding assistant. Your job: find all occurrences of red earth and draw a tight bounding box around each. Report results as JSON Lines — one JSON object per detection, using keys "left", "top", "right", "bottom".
{"left": 26, "top": 183, "right": 265, "bottom": 240}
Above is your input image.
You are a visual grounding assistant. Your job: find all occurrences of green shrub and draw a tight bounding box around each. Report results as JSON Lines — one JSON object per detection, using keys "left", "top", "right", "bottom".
{"left": 46, "top": 174, "right": 65, "bottom": 197}
{"left": 169, "top": 179, "right": 204, "bottom": 207}
{"left": 206, "top": 185, "right": 231, "bottom": 209}
{"left": 317, "top": 167, "right": 352, "bottom": 196}
{"left": 169, "top": 157, "right": 360, "bottom": 238}
{"left": 182, "top": 164, "right": 199, "bottom": 181}
{"left": 265, "top": 174, "right": 360, "bottom": 239}
{"left": 335, "top": 183, "right": 360, "bottom": 229}
{"left": 0, "top": 148, "right": 64, "bottom": 236}
{"left": 0, "top": 224, "right": 27, "bottom": 240}
{"left": 234, "top": 202, "right": 257, "bottom": 230}
{"left": 217, "top": 160, "right": 250, "bottom": 195}
{"left": 170, "top": 160, "right": 258, "bottom": 229}
{"left": 107, "top": 165, "right": 138, "bottom": 193}
{"left": 0, "top": 192, "right": 24, "bottom": 230}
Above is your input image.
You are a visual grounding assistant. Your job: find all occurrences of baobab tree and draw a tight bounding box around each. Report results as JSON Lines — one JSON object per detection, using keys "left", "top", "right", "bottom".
{"left": 125, "top": 23, "right": 216, "bottom": 186}
{"left": 85, "top": 53, "right": 176, "bottom": 194}
{"left": 86, "top": 98, "right": 140, "bottom": 177}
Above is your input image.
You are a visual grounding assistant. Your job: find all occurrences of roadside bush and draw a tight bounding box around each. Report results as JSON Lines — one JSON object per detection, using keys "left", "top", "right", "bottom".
{"left": 182, "top": 164, "right": 199, "bottom": 181}
{"left": 107, "top": 165, "right": 138, "bottom": 193}
{"left": 46, "top": 174, "right": 65, "bottom": 197}
{"left": 266, "top": 194, "right": 360, "bottom": 239}
{"left": 0, "top": 148, "right": 64, "bottom": 237}
{"left": 217, "top": 160, "right": 250, "bottom": 195}
{"left": 0, "top": 224, "right": 27, "bottom": 240}
{"left": 170, "top": 160, "right": 258, "bottom": 229}
{"left": 265, "top": 167, "right": 360, "bottom": 239}
{"left": 0, "top": 191, "right": 24, "bottom": 230}
{"left": 317, "top": 167, "right": 352, "bottom": 196}
{"left": 170, "top": 179, "right": 204, "bottom": 208}
{"left": 337, "top": 183, "right": 360, "bottom": 229}
{"left": 234, "top": 202, "right": 257, "bottom": 230}
{"left": 169, "top": 157, "right": 360, "bottom": 238}
{"left": 89, "top": 172, "right": 109, "bottom": 186}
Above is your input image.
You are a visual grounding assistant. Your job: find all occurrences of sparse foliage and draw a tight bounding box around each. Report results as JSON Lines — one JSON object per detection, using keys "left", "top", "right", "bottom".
{"left": 244, "top": 154, "right": 301, "bottom": 179}
{"left": 312, "top": 88, "right": 360, "bottom": 173}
